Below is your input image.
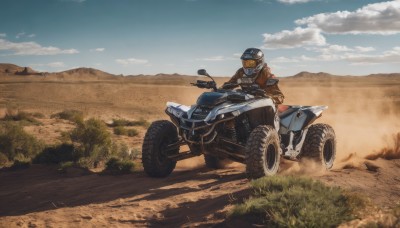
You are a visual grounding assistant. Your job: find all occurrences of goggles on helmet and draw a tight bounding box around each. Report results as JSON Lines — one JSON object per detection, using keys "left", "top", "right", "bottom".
{"left": 242, "top": 59, "right": 257, "bottom": 68}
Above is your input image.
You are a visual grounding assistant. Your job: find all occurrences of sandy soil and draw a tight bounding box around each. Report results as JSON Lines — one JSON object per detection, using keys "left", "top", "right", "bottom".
{"left": 0, "top": 72, "right": 399, "bottom": 227}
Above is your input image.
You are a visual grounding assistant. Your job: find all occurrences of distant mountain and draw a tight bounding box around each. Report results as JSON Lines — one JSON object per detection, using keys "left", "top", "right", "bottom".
{"left": 290, "top": 71, "right": 338, "bottom": 78}
{"left": 0, "top": 63, "right": 399, "bottom": 83}
{"left": 53, "top": 67, "right": 117, "bottom": 80}
{"left": 285, "top": 71, "right": 400, "bottom": 79}
{"left": 0, "top": 63, "right": 35, "bottom": 75}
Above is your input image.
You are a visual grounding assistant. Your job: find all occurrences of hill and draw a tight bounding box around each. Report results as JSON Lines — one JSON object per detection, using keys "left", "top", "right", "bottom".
{"left": 0, "top": 63, "right": 399, "bottom": 85}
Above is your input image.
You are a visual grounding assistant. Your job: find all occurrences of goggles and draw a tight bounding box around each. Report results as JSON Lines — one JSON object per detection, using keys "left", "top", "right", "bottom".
{"left": 242, "top": 59, "right": 257, "bottom": 68}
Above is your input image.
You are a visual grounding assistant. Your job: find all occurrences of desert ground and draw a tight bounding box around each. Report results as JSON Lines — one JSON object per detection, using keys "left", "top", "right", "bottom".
{"left": 0, "top": 64, "right": 399, "bottom": 227}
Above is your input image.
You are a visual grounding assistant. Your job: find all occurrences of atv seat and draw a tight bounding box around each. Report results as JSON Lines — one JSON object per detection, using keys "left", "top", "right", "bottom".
{"left": 277, "top": 105, "right": 289, "bottom": 113}
{"left": 278, "top": 105, "right": 300, "bottom": 119}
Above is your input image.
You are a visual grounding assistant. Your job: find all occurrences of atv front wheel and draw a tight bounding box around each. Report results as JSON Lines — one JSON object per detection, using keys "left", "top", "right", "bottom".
{"left": 142, "top": 120, "right": 179, "bottom": 177}
{"left": 245, "top": 125, "right": 281, "bottom": 179}
{"left": 301, "top": 123, "right": 336, "bottom": 169}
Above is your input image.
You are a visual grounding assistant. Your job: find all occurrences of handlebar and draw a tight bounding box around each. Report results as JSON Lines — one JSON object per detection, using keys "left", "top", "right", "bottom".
{"left": 191, "top": 80, "right": 217, "bottom": 90}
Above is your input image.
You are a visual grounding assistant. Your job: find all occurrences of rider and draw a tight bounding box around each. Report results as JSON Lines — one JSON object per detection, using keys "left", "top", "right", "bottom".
{"left": 222, "top": 48, "right": 284, "bottom": 104}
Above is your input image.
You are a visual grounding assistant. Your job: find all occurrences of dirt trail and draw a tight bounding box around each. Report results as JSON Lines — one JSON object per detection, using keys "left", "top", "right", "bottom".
{"left": 0, "top": 75, "right": 399, "bottom": 226}
{"left": 0, "top": 164, "right": 249, "bottom": 227}
{"left": 1, "top": 157, "right": 399, "bottom": 227}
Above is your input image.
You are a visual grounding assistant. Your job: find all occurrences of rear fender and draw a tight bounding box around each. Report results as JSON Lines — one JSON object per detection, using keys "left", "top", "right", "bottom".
{"left": 279, "top": 105, "right": 327, "bottom": 134}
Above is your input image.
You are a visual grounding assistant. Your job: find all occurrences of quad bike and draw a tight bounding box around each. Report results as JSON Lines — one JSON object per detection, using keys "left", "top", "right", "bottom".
{"left": 142, "top": 69, "right": 336, "bottom": 179}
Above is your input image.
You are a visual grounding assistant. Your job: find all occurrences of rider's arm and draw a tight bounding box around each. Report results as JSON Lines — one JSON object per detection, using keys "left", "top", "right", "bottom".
{"left": 266, "top": 83, "right": 285, "bottom": 104}
{"left": 257, "top": 65, "right": 285, "bottom": 104}
{"left": 221, "top": 68, "right": 242, "bottom": 89}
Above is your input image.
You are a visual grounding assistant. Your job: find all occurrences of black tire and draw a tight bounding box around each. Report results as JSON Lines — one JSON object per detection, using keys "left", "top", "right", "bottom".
{"left": 204, "top": 154, "right": 225, "bottom": 169}
{"left": 189, "top": 144, "right": 226, "bottom": 169}
{"left": 142, "top": 120, "right": 179, "bottom": 177}
{"left": 245, "top": 125, "right": 281, "bottom": 179}
{"left": 301, "top": 123, "right": 336, "bottom": 169}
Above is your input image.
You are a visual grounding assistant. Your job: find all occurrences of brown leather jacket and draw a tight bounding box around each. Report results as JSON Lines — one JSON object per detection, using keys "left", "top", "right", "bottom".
{"left": 224, "top": 64, "right": 285, "bottom": 104}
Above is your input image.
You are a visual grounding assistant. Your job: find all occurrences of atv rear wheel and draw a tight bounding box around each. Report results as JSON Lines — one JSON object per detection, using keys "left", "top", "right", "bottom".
{"left": 301, "top": 123, "right": 336, "bottom": 169}
{"left": 189, "top": 145, "right": 226, "bottom": 169}
{"left": 204, "top": 154, "right": 225, "bottom": 169}
{"left": 142, "top": 120, "right": 179, "bottom": 177}
{"left": 245, "top": 125, "right": 280, "bottom": 179}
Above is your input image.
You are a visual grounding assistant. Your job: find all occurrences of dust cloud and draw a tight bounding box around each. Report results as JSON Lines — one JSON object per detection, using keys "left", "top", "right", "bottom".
{"left": 282, "top": 84, "right": 400, "bottom": 166}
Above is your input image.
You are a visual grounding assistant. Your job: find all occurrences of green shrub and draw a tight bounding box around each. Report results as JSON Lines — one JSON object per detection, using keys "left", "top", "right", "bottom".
{"left": 113, "top": 126, "right": 138, "bottom": 137}
{"left": 0, "top": 122, "right": 44, "bottom": 161}
{"left": 110, "top": 118, "right": 131, "bottom": 127}
{"left": 109, "top": 118, "right": 150, "bottom": 128}
{"left": 10, "top": 159, "right": 31, "bottom": 170}
{"left": 70, "top": 118, "right": 111, "bottom": 157}
{"left": 113, "top": 126, "right": 127, "bottom": 135}
{"left": 33, "top": 143, "right": 76, "bottom": 164}
{"left": 229, "top": 176, "right": 364, "bottom": 227}
{"left": 0, "top": 152, "right": 9, "bottom": 167}
{"left": 58, "top": 161, "right": 75, "bottom": 173}
{"left": 2, "top": 110, "right": 42, "bottom": 125}
{"left": 127, "top": 129, "right": 139, "bottom": 137}
{"left": 51, "top": 109, "right": 84, "bottom": 123}
{"left": 31, "top": 112, "right": 45, "bottom": 119}
{"left": 104, "top": 157, "right": 135, "bottom": 174}
{"left": 130, "top": 148, "right": 141, "bottom": 160}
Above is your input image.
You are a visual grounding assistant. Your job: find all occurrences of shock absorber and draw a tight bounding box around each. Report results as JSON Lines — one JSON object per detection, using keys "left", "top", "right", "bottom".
{"left": 224, "top": 120, "right": 237, "bottom": 141}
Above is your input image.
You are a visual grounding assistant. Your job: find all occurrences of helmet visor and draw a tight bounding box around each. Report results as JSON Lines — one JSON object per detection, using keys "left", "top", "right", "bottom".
{"left": 242, "top": 59, "right": 257, "bottom": 68}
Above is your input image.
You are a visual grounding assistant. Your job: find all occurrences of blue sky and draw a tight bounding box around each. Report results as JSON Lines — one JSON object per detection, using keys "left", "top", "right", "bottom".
{"left": 0, "top": 0, "right": 399, "bottom": 76}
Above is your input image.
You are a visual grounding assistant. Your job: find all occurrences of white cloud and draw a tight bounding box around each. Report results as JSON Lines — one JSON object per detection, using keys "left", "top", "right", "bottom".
{"left": 345, "top": 46, "right": 400, "bottom": 64}
{"left": 199, "top": 56, "right": 225, "bottom": 61}
{"left": 233, "top": 53, "right": 242, "bottom": 57}
{"left": 0, "top": 33, "right": 6, "bottom": 38}
{"left": 115, "top": 58, "right": 149, "bottom": 66}
{"left": 30, "top": 62, "right": 66, "bottom": 68}
{"left": 0, "top": 39, "right": 79, "bottom": 55}
{"left": 271, "top": 56, "right": 300, "bottom": 63}
{"left": 354, "top": 46, "right": 375, "bottom": 52}
{"left": 196, "top": 55, "right": 236, "bottom": 61}
{"left": 16, "top": 32, "right": 36, "bottom": 39}
{"left": 16, "top": 32, "right": 25, "bottom": 39}
{"left": 273, "top": 46, "right": 400, "bottom": 65}
{"left": 307, "top": 45, "right": 376, "bottom": 56}
{"left": 277, "top": 0, "right": 315, "bottom": 4}
{"left": 62, "top": 0, "right": 86, "bottom": 2}
{"left": 295, "top": 1, "right": 400, "bottom": 34}
{"left": 262, "top": 27, "right": 326, "bottom": 49}
{"left": 90, "top": 48, "right": 105, "bottom": 52}
{"left": 307, "top": 44, "right": 352, "bottom": 54}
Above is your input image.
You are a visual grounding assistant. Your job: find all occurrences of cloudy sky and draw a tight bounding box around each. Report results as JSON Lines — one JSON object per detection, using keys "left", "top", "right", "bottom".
{"left": 0, "top": 0, "right": 399, "bottom": 76}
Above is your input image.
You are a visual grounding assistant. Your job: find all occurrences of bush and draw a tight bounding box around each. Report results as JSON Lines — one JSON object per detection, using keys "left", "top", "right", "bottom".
{"left": 2, "top": 110, "right": 42, "bottom": 125}
{"left": 229, "top": 176, "right": 364, "bottom": 227}
{"left": 10, "top": 159, "right": 31, "bottom": 170}
{"left": 58, "top": 161, "right": 75, "bottom": 173}
{"left": 31, "top": 112, "right": 45, "bottom": 119}
{"left": 130, "top": 148, "right": 141, "bottom": 160}
{"left": 51, "top": 109, "right": 84, "bottom": 123}
{"left": 70, "top": 118, "right": 111, "bottom": 157}
{"left": 0, "top": 122, "right": 44, "bottom": 161}
{"left": 109, "top": 118, "right": 150, "bottom": 128}
{"left": 113, "top": 126, "right": 139, "bottom": 137}
{"left": 127, "top": 129, "right": 139, "bottom": 137}
{"left": 104, "top": 157, "right": 135, "bottom": 175}
{"left": 113, "top": 126, "right": 127, "bottom": 135}
{"left": 0, "top": 152, "right": 9, "bottom": 167}
{"left": 33, "top": 143, "right": 76, "bottom": 164}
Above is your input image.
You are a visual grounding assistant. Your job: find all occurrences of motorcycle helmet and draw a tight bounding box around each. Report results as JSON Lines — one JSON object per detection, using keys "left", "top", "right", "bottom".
{"left": 241, "top": 48, "right": 264, "bottom": 76}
